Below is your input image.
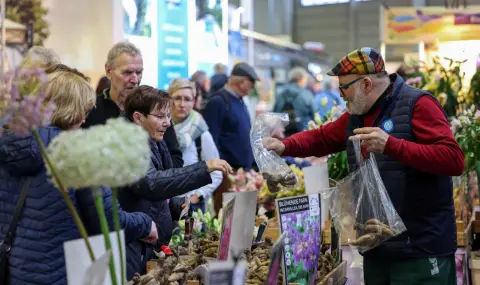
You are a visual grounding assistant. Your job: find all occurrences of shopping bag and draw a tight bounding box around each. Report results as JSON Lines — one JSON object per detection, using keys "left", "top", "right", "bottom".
{"left": 250, "top": 113, "right": 299, "bottom": 193}
{"left": 321, "top": 140, "right": 406, "bottom": 253}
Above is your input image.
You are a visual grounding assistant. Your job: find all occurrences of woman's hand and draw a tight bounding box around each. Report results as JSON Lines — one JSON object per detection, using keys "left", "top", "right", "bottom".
{"left": 142, "top": 222, "right": 158, "bottom": 244}
{"left": 206, "top": 159, "right": 233, "bottom": 174}
{"left": 190, "top": 194, "right": 201, "bottom": 204}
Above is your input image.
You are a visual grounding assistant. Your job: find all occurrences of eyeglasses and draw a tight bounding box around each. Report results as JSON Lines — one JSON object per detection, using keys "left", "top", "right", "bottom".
{"left": 339, "top": 76, "right": 365, "bottom": 96}
{"left": 172, "top": 96, "right": 194, "bottom": 104}
{"left": 148, "top": 113, "right": 171, "bottom": 121}
{"left": 339, "top": 77, "right": 365, "bottom": 90}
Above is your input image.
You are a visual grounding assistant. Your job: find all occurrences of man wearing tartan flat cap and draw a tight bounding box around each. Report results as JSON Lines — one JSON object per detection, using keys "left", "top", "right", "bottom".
{"left": 264, "top": 47, "right": 464, "bottom": 284}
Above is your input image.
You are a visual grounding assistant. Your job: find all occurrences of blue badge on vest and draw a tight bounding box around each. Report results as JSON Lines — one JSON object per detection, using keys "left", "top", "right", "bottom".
{"left": 382, "top": 119, "right": 394, "bottom": 133}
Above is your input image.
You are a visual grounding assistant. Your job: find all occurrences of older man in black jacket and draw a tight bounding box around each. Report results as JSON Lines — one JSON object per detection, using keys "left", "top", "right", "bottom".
{"left": 82, "top": 41, "right": 184, "bottom": 167}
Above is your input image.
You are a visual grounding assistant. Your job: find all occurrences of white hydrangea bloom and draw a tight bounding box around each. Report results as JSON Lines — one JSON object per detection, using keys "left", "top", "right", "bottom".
{"left": 47, "top": 118, "right": 151, "bottom": 189}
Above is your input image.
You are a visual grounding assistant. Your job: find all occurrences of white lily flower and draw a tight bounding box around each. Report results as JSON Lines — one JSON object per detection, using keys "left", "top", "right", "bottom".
{"left": 47, "top": 118, "right": 151, "bottom": 189}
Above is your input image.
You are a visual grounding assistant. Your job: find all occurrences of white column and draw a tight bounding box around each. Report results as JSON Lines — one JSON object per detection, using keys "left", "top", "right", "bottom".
{"left": 348, "top": 0, "right": 357, "bottom": 51}
{"left": 241, "top": 0, "right": 255, "bottom": 66}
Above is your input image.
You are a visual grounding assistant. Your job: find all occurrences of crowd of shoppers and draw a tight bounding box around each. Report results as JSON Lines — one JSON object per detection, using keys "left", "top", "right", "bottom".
{"left": 1, "top": 41, "right": 461, "bottom": 285}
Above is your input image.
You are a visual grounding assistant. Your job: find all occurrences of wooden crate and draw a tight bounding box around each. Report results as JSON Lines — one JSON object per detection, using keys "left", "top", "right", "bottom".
{"left": 264, "top": 227, "right": 280, "bottom": 241}
{"left": 473, "top": 220, "right": 480, "bottom": 234}
{"left": 323, "top": 229, "right": 331, "bottom": 244}
{"left": 319, "top": 260, "right": 348, "bottom": 285}
{"left": 457, "top": 220, "right": 466, "bottom": 247}
{"left": 186, "top": 281, "right": 199, "bottom": 285}
{"left": 457, "top": 232, "right": 467, "bottom": 247}
{"left": 457, "top": 218, "right": 473, "bottom": 248}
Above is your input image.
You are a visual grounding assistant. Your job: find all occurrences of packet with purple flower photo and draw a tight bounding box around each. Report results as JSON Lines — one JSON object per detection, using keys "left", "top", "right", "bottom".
{"left": 275, "top": 194, "right": 322, "bottom": 285}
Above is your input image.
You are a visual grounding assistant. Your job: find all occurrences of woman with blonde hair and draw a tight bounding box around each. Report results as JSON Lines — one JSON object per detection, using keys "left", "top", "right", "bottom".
{"left": 167, "top": 78, "right": 223, "bottom": 213}
{"left": 0, "top": 67, "right": 156, "bottom": 285}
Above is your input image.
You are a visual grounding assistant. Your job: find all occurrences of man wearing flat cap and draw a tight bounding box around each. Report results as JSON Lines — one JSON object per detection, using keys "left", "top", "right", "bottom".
{"left": 264, "top": 48, "right": 464, "bottom": 284}
{"left": 204, "top": 62, "right": 259, "bottom": 171}
{"left": 204, "top": 62, "right": 259, "bottom": 214}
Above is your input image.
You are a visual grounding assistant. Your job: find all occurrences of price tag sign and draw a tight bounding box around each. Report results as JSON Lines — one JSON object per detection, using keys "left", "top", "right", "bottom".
{"left": 206, "top": 260, "right": 246, "bottom": 285}
{"left": 275, "top": 194, "right": 322, "bottom": 285}
{"left": 206, "top": 261, "right": 234, "bottom": 285}
{"left": 82, "top": 250, "right": 111, "bottom": 285}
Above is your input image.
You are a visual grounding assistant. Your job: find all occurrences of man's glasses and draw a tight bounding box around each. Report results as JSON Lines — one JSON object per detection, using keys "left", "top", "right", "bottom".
{"left": 339, "top": 76, "right": 365, "bottom": 96}
{"left": 339, "top": 77, "right": 365, "bottom": 90}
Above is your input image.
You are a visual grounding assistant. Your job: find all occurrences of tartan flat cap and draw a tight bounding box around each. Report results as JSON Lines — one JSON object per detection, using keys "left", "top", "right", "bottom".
{"left": 327, "top": 47, "right": 385, "bottom": 76}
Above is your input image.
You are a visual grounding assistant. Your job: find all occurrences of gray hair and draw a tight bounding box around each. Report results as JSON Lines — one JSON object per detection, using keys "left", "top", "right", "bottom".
{"left": 21, "top": 46, "right": 60, "bottom": 70}
{"left": 288, "top": 67, "right": 309, "bottom": 83}
{"left": 191, "top": 71, "right": 208, "bottom": 85}
{"left": 106, "top": 41, "right": 141, "bottom": 66}
{"left": 364, "top": 71, "right": 390, "bottom": 85}
{"left": 214, "top": 63, "right": 227, "bottom": 74}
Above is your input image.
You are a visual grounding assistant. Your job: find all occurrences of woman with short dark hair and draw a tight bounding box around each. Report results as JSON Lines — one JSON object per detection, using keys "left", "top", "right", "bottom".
{"left": 120, "top": 85, "right": 232, "bottom": 279}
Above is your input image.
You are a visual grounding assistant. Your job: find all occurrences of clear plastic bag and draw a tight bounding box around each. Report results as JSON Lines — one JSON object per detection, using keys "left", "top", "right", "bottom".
{"left": 320, "top": 140, "right": 406, "bottom": 253}
{"left": 250, "top": 113, "right": 299, "bottom": 192}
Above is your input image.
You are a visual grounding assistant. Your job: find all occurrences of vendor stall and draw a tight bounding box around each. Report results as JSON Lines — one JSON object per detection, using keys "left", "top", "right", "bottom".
{"left": 381, "top": 6, "right": 480, "bottom": 284}
{"left": 228, "top": 29, "right": 331, "bottom": 119}
{"left": 381, "top": 6, "right": 480, "bottom": 116}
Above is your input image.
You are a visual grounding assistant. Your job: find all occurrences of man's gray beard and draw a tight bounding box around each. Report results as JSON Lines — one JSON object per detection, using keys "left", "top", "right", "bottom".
{"left": 348, "top": 84, "right": 368, "bottom": 115}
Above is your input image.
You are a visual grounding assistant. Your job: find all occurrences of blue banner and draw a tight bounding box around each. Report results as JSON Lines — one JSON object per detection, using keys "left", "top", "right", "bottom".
{"left": 228, "top": 30, "right": 243, "bottom": 58}
{"left": 157, "top": 0, "right": 189, "bottom": 90}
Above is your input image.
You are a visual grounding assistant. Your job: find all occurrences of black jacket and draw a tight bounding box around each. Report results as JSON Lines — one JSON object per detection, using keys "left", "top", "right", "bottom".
{"left": 82, "top": 88, "right": 184, "bottom": 167}
{"left": 120, "top": 139, "right": 212, "bottom": 278}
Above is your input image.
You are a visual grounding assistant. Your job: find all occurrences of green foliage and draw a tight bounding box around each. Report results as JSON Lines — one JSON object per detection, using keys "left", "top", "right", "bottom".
{"left": 328, "top": 151, "right": 348, "bottom": 181}
{"left": 469, "top": 68, "right": 480, "bottom": 109}
{"left": 308, "top": 108, "right": 349, "bottom": 182}
{"left": 404, "top": 57, "right": 466, "bottom": 117}
{"left": 452, "top": 107, "right": 480, "bottom": 173}
{"left": 6, "top": 0, "right": 49, "bottom": 46}
{"left": 170, "top": 205, "right": 222, "bottom": 247}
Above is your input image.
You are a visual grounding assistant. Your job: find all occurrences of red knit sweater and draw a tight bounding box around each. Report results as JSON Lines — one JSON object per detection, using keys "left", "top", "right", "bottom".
{"left": 282, "top": 96, "right": 464, "bottom": 176}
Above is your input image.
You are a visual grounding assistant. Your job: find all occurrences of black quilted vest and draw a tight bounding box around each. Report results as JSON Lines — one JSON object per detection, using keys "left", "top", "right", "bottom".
{"left": 346, "top": 74, "right": 456, "bottom": 260}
